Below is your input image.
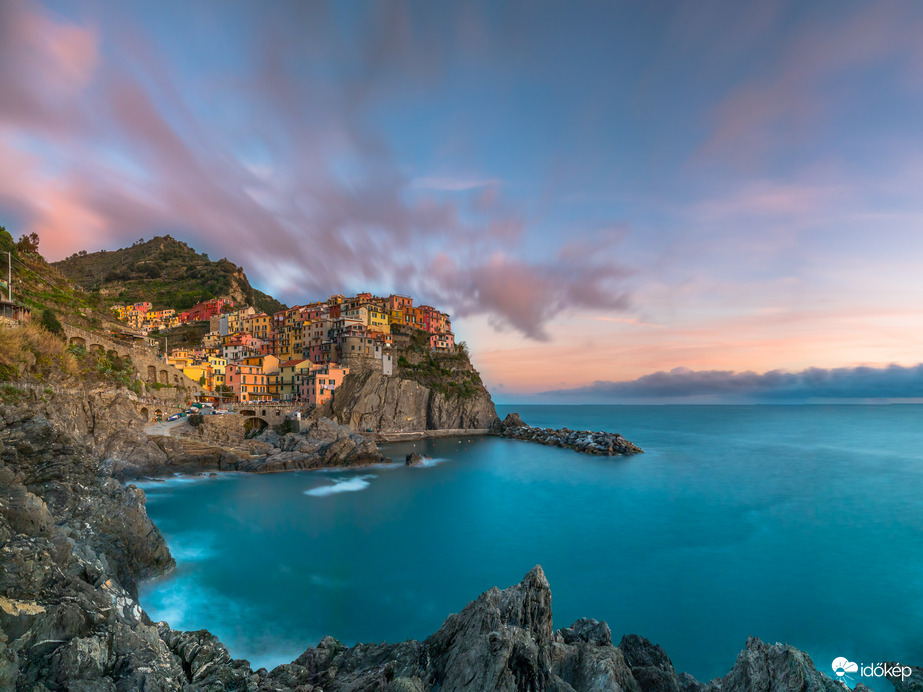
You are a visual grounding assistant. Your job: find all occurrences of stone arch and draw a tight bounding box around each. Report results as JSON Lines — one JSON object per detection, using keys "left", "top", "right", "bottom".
{"left": 68, "top": 336, "right": 85, "bottom": 348}
{"left": 159, "top": 370, "right": 168, "bottom": 384}
{"left": 240, "top": 409, "right": 256, "bottom": 417}
{"left": 147, "top": 365, "right": 157, "bottom": 382}
{"left": 90, "top": 343, "right": 104, "bottom": 354}
{"left": 244, "top": 417, "right": 269, "bottom": 436}
{"left": 261, "top": 409, "right": 267, "bottom": 416}
{"left": 173, "top": 373, "right": 180, "bottom": 384}
{"left": 140, "top": 407, "right": 149, "bottom": 421}
{"left": 154, "top": 408, "right": 163, "bottom": 421}
{"left": 107, "top": 349, "right": 119, "bottom": 359}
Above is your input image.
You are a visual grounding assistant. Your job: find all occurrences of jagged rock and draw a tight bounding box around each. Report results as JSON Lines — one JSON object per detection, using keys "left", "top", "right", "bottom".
{"left": 884, "top": 662, "right": 923, "bottom": 692}
{"left": 707, "top": 637, "right": 845, "bottom": 692}
{"left": 406, "top": 452, "right": 424, "bottom": 466}
{"left": 492, "top": 411, "right": 527, "bottom": 433}
{"left": 619, "top": 634, "right": 701, "bottom": 692}
{"left": 321, "top": 370, "right": 499, "bottom": 432}
{"left": 560, "top": 618, "right": 612, "bottom": 646}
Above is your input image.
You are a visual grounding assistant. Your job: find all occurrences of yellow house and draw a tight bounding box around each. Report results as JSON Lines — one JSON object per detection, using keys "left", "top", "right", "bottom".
{"left": 242, "top": 354, "right": 279, "bottom": 375}
{"left": 277, "top": 359, "right": 317, "bottom": 401}
{"left": 207, "top": 355, "right": 227, "bottom": 388}
{"left": 182, "top": 363, "right": 214, "bottom": 391}
{"left": 367, "top": 305, "right": 390, "bottom": 334}
{"left": 166, "top": 354, "right": 194, "bottom": 370}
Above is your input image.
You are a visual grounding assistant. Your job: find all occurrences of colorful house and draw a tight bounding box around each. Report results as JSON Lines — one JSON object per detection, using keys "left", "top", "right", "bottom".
{"left": 225, "top": 362, "right": 270, "bottom": 402}
{"left": 297, "top": 364, "right": 349, "bottom": 406}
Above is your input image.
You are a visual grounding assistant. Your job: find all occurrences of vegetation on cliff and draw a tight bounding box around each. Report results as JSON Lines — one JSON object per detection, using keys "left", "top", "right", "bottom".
{"left": 391, "top": 325, "right": 486, "bottom": 400}
{"left": 0, "top": 227, "right": 118, "bottom": 334}
{"left": 0, "top": 323, "right": 79, "bottom": 384}
{"left": 52, "top": 235, "right": 286, "bottom": 314}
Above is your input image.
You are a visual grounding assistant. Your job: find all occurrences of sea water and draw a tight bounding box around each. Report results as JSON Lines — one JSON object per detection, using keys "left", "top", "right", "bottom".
{"left": 137, "top": 405, "right": 923, "bottom": 688}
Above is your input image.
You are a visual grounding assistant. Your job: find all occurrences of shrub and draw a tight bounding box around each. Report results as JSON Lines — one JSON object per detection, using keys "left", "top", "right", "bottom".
{"left": 39, "top": 308, "right": 64, "bottom": 336}
{"left": 0, "top": 323, "right": 78, "bottom": 381}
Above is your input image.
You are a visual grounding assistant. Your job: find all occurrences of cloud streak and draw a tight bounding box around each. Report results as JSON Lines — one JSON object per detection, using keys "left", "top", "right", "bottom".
{"left": 0, "top": 0, "right": 632, "bottom": 340}
{"left": 544, "top": 365, "right": 923, "bottom": 402}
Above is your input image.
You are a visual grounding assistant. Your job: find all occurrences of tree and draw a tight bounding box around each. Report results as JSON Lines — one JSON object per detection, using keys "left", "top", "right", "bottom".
{"left": 16, "top": 232, "right": 39, "bottom": 253}
{"left": 0, "top": 226, "right": 14, "bottom": 253}
{"left": 40, "top": 309, "right": 64, "bottom": 336}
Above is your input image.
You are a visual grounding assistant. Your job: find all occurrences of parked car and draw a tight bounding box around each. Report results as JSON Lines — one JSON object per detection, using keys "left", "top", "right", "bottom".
{"left": 167, "top": 413, "right": 185, "bottom": 422}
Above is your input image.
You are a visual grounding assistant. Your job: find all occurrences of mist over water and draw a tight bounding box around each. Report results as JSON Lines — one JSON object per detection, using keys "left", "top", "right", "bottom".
{"left": 138, "top": 405, "right": 923, "bottom": 688}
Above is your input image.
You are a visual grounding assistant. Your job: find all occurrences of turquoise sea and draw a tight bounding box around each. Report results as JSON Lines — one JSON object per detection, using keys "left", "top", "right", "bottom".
{"left": 137, "top": 405, "right": 923, "bottom": 688}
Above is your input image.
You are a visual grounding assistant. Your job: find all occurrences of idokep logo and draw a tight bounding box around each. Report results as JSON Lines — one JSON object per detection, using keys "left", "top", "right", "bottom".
{"left": 832, "top": 657, "right": 912, "bottom": 683}
{"left": 832, "top": 658, "right": 858, "bottom": 681}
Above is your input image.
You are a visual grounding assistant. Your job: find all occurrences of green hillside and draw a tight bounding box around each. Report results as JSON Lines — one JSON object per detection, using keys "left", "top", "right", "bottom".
{"left": 52, "top": 235, "right": 287, "bottom": 315}
{"left": 0, "top": 227, "right": 121, "bottom": 333}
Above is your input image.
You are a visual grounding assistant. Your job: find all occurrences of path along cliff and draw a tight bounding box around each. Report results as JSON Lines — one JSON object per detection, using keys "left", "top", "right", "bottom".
{"left": 2, "top": 388, "right": 919, "bottom": 690}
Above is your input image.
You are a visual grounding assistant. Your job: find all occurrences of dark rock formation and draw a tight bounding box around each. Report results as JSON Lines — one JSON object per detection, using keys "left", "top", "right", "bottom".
{"left": 320, "top": 369, "right": 499, "bottom": 433}
{"left": 885, "top": 662, "right": 923, "bottom": 692}
{"left": 494, "top": 412, "right": 643, "bottom": 456}
{"left": 406, "top": 452, "right": 424, "bottom": 466}
{"left": 711, "top": 637, "right": 845, "bottom": 692}
{"left": 492, "top": 411, "right": 526, "bottom": 432}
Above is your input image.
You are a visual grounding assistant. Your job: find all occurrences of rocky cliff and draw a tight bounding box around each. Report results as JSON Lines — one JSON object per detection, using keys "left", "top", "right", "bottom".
{"left": 319, "top": 326, "right": 499, "bottom": 433}
{"left": 320, "top": 369, "right": 498, "bottom": 432}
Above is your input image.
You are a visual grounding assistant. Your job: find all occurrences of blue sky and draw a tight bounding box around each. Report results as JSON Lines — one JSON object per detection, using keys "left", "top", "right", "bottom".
{"left": 2, "top": 0, "right": 922, "bottom": 401}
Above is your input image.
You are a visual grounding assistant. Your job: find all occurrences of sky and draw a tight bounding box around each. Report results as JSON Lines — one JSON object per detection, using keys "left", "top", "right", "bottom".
{"left": 2, "top": 0, "right": 922, "bottom": 403}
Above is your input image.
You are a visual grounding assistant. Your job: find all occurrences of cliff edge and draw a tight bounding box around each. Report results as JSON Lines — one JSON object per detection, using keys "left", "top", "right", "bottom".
{"left": 319, "top": 330, "right": 499, "bottom": 432}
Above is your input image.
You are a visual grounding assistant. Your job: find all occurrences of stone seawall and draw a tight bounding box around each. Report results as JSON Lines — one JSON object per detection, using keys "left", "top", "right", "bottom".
{"left": 377, "top": 427, "right": 492, "bottom": 442}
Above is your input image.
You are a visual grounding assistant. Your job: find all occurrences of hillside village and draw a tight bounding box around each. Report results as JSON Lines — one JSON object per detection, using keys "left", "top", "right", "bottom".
{"left": 111, "top": 293, "right": 456, "bottom": 405}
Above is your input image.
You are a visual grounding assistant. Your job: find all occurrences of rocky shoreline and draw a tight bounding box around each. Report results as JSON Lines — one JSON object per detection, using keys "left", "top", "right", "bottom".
{"left": 1, "top": 390, "right": 919, "bottom": 690}
{"left": 492, "top": 412, "right": 644, "bottom": 456}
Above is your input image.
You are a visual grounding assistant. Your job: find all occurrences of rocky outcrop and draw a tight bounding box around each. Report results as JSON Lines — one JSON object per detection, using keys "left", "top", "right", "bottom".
{"left": 493, "top": 412, "right": 643, "bottom": 456}
{"left": 237, "top": 418, "right": 386, "bottom": 473}
{"left": 886, "top": 663, "right": 923, "bottom": 692}
{"left": 320, "top": 369, "right": 499, "bottom": 433}
{"left": 710, "top": 637, "right": 845, "bottom": 692}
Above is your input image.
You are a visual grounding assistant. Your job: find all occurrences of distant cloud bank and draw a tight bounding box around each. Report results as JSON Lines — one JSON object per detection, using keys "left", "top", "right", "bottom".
{"left": 543, "top": 364, "right": 923, "bottom": 401}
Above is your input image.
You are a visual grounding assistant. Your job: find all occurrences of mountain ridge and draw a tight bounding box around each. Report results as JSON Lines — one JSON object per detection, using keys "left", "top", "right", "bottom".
{"left": 52, "top": 235, "right": 287, "bottom": 315}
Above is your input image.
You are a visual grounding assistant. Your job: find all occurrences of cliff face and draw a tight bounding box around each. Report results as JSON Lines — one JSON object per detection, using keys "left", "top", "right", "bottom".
{"left": 321, "top": 369, "right": 498, "bottom": 432}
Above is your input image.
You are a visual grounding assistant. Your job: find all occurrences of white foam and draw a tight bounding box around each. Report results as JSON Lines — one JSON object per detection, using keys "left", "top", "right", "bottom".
{"left": 415, "top": 457, "right": 450, "bottom": 468}
{"left": 304, "top": 475, "right": 377, "bottom": 496}
{"left": 168, "top": 535, "right": 216, "bottom": 562}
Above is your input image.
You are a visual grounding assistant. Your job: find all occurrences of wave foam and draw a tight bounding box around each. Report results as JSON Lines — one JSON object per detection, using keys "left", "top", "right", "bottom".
{"left": 304, "top": 475, "right": 377, "bottom": 497}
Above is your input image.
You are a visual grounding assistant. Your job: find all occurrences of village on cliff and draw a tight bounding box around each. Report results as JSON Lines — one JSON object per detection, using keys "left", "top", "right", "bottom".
{"left": 109, "top": 293, "right": 455, "bottom": 406}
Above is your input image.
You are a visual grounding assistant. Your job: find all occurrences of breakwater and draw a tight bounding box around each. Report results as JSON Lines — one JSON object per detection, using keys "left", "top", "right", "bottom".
{"left": 491, "top": 412, "right": 643, "bottom": 455}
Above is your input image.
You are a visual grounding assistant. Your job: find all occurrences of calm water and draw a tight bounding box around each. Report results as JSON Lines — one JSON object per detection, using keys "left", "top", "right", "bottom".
{"left": 137, "top": 405, "right": 923, "bottom": 688}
